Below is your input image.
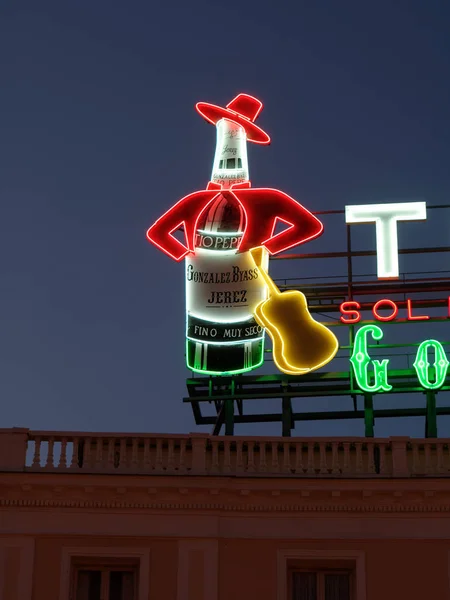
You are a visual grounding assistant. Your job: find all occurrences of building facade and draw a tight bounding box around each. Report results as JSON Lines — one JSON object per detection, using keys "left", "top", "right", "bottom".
{"left": 1, "top": 427, "right": 450, "bottom": 599}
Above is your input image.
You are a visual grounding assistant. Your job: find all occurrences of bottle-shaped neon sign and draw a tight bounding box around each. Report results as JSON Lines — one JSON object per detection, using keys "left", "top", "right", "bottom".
{"left": 146, "top": 93, "right": 331, "bottom": 376}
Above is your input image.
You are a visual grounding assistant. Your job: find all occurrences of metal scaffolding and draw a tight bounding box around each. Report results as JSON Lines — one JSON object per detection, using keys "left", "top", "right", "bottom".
{"left": 185, "top": 205, "right": 450, "bottom": 437}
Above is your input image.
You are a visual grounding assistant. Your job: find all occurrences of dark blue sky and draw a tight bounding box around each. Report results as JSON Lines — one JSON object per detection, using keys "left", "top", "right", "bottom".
{"left": 1, "top": 1, "right": 449, "bottom": 436}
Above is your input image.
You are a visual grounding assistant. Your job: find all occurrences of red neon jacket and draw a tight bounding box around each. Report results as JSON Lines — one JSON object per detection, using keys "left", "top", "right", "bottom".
{"left": 146, "top": 181, "right": 323, "bottom": 261}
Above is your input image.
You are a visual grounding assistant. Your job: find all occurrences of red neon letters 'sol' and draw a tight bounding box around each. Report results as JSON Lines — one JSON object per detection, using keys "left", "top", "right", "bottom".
{"left": 146, "top": 184, "right": 324, "bottom": 261}
{"left": 339, "top": 297, "right": 435, "bottom": 322}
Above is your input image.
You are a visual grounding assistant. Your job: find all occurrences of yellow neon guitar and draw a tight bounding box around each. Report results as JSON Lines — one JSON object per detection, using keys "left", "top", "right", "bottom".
{"left": 250, "top": 247, "right": 339, "bottom": 375}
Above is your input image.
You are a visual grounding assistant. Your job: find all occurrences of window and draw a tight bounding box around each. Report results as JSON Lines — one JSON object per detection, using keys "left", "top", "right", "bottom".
{"left": 61, "top": 548, "right": 149, "bottom": 600}
{"left": 71, "top": 558, "right": 137, "bottom": 600}
{"left": 238, "top": 157, "right": 242, "bottom": 168}
{"left": 277, "top": 550, "right": 365, "bottom": 600}
{"left": 291, "top": 569, "right": 352, "bottom": 600}
{"left": 226, "top": 158, "right": 236, "bottom": 169}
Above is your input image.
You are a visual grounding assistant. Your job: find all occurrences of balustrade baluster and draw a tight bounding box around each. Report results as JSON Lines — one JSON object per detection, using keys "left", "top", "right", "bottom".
{"left": 379, "top": 443, "right": 387, "bottom": 475}
{"left": 424, "top": 442, "right": 432, "bottom": 475}
{"left": 331, "top": 442, "right": 340, "bottom": 474}
{"left": 95, "top": 438, "right": 104, "bottom": 469}
{"left": 155, "top": 439, "right": 163, "bottom": 472}
{"left": 83, "top": 438, "right": 92, "bottom": 470}
{"left": 58, "top": 438, "right": 67, "bottom": 470}
{"left": 70, "top": 437, "right": 79, "bottom": 470}
{"left": 259, "top": 442, "right": 267, "bottom": 472}
{"left": 32, "top": 437, "right": 41, "bottom": 469}
{"left": 436, "top": 442, "right": 444, "bottom": 474}
{"left": 211, "top": 440, "right": 220, "bottom": 473}
{"left": 179, "top": 439, "right": 187, "bottom": 472}
{"left": 223, "top": 440, "right": 232, "bottom": 473}
{"left": 283, "top": 442, "right": 291, "bottom": 473}
{"left": 247, "top": 441, "right": 256, "bottom": 473}
{"left": 45, "top": 437, "right": 54, "bottom": 470}
{"left": 166, "top": 439, "right": 174, "bottom": 472}
{"left": 236, "top": 441, "right": 244, "bottom": 473}
{"left": 107, "top": 438, "right": 115, "bottom": 471}
{"left": 319, "top": 441, "right": 328, "bottom": 474}
{"left": 367, "top": 442, "right": 375, "bottom": 474}
{"left": 307, "top": 442, "right": 315, "bottom": 474}
{"left": 410, "top": 442, "right": 419, "bottom": 475}
{"left": 131, "top": 438, "right": 139, "bottom": 471}
{"left": 294, "top": 442, "right": 304, "bottom": 475}
{"left": 355, "top": 442, "right": 363, "bottom": 474}
{"left": 143, "top": 439, "right": 151, "bottom": 471}
{"left": 343, "top": 442, "right": 350, "bottom": 474}
{"left": 271, "top": 442, "right": 280, "bottom": 473}
{"left": 119, "top": 438, "right": 127, "bottom": 471}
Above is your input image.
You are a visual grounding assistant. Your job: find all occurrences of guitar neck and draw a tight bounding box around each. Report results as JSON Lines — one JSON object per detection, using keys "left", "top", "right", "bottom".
{"left": 249, "top": 247, "right": 280, "bottom": 296}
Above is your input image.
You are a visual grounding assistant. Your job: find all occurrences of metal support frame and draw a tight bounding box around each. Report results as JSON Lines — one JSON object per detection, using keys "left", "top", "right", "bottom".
{"left": 185, "top": 205, "right": 450, "bottom": 437}
{"left": 425, "top": 390, "right": 437, "bottom": 438}
{"left": 224, "top": 399, "right": 234, "bottom": 435}
{"left": 363, "top": 394, "right": 374, "bottom": 438}
{"left": 282, "top": 397, "right": 294, "bottom": 437}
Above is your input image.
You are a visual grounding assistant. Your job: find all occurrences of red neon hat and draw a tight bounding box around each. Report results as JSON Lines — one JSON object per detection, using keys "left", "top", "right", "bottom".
{"left": 196, "top": 93, "right": 271, "bottom": 145}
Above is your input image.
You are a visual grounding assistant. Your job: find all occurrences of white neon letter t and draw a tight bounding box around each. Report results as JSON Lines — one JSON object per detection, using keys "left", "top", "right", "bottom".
{"left": 345, "top": 202, "right": 427, "bottom": 279}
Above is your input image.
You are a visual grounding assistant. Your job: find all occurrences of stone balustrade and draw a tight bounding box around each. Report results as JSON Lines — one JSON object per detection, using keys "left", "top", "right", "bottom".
{"left": 0, "top": 428, "right": 449, "bottom": 477}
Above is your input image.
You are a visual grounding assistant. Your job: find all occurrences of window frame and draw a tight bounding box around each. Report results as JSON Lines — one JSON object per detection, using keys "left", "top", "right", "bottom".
{"left": 59, "top": 547, "right": 149, "bottom": 600}
{"left": 277, "top": 549, "right": 366, "bottom": 600}
{"left": 289, "top": 566, "right": 354, "bottom": 600}
{"left": 72, "top": 558, "right": 138, "bottom": 600}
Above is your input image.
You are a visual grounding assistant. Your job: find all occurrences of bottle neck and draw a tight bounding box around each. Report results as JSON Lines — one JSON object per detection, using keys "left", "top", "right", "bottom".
{"left": 211, "top": 119, "right": 249, "bottom": 189}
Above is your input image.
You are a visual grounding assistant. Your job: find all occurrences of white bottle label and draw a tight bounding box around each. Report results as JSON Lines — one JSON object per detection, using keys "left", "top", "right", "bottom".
{"left": 185, "top": 248, "right": 268, "bottom": 324}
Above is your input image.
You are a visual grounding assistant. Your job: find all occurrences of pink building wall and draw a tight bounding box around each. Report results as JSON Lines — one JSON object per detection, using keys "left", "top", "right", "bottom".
{"left": 2, "top": 537, "right": 450, "bottom": 599}
{"left": 1, "top": 429, "right": 450, "bottom": 599}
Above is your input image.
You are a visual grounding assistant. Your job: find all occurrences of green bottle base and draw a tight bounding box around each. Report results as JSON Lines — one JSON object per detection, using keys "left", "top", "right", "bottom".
{"left": 186, "top": 337, "right": 265, "bottom": 375}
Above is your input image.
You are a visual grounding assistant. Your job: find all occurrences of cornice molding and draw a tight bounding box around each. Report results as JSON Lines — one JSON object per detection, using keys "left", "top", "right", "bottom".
{"left": 2, "top": 477, "right": 450, "bottom": 514}
{"left": 2, "top": 497, "right": 450, "bottom": 513}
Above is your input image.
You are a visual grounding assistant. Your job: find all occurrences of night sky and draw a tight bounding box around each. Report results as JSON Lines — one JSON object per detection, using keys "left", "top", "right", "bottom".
{"left": 1, "top": 1, "right": 450, "bottom": 437}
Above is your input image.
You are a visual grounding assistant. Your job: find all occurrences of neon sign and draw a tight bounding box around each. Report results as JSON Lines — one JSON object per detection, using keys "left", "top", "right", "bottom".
{"left": 146, "top": 93, "right": 335, "bottom": 376}
{"left": 349, "top": 325, "right": 392, "bottom": 393}
{"left": 339, "top": 298, "right": 447, "bottom": 323}
{"left": 350, "top": 325, "right": 449, "bottom": 392}
{"left": 414, "top": 340, "right": 450, "bottom": 390}
{"left": 345, "top": 202, "right": 427, "bottom": 279}
{"left": 250, "top": 247, "right": 338, "bottom": 375}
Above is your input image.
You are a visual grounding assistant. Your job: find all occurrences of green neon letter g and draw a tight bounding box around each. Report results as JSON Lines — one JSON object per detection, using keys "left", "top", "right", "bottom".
{"left": 350, "top": 325, "right": 392, "bottom": 393}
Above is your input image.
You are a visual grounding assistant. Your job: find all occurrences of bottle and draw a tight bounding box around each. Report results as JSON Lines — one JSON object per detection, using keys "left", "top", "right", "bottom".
{"left": 185, "top": 118, "right": 269, "bottom": 375}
